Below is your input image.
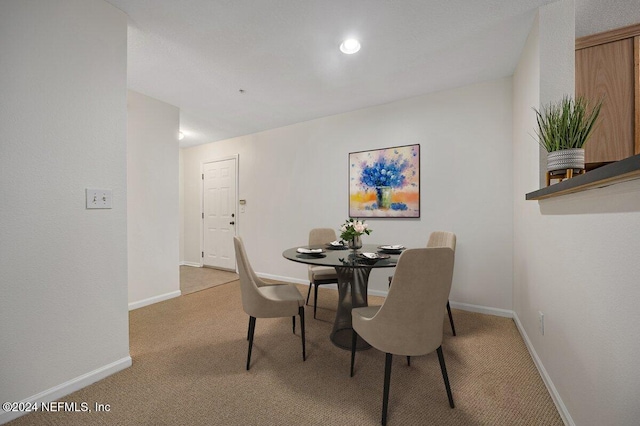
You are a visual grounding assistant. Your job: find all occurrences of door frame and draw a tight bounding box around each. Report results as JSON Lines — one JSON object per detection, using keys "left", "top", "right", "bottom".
{"left": 199, "top": 154, "right": 239, "bottom": 269}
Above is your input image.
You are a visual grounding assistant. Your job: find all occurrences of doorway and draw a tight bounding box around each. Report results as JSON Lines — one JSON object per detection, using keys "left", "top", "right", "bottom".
{"left": 202, "top": 156, "right": 238, "bottom": 271}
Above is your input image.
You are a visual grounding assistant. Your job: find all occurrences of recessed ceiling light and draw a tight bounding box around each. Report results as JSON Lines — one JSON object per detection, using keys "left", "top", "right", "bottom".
{"left": 340, "top": 39, "right": 361, "bottom": 54}
{"left": 178, "top": 131, "right": 185, "bottom": 140}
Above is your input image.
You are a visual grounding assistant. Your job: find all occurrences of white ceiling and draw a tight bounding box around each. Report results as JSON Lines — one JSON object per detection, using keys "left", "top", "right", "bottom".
{"left": 105, "top": 0, "right": 640, "bottom": 148}
{"left": 575, "top": 0, "right": 640, "bottom": 38}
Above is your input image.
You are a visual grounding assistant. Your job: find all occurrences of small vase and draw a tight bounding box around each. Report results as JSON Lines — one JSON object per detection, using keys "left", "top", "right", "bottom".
{"left": 376, "top": 186, "right": 392, "bottom": 209}
{"left": 348, "top": 235, "right": 363, "bottom": 250}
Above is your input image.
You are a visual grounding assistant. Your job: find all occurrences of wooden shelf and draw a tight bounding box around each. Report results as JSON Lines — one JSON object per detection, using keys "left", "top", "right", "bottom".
{"left": 526, "top": 154, "right": 640, "bottom": 200}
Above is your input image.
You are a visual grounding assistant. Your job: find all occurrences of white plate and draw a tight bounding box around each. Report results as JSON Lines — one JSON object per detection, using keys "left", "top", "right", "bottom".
{"left": 358, "top": 252, "right": 390, "bottom": 260}
{"left": 379, "top": 245, "right": 405, "bottom": 250}
{"left": 297, "top": 248, "right": 324, "bottom": 254}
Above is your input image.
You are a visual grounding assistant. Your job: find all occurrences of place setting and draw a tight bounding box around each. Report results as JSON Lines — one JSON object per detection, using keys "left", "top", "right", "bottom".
{"left": 356, "top": 251, "right": 391, "bottom": 262}
{"left": 326, "top": 240, "right": 348, "bottom": 250}
{"left": 296, "top": 247, "right": 326, "bottom": 258}
{"left": 377, "top": 244, "right": 405, "bottom": 254}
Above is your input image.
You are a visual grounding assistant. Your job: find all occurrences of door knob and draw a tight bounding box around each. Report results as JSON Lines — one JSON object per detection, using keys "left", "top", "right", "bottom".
{"left": 230, "top": 221, "right": 235, "bottom": 225}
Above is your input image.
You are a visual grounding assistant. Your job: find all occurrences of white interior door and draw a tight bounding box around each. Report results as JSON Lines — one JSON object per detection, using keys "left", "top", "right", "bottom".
{"left": 202, "top": 158, "right": 237, "bottom": 270}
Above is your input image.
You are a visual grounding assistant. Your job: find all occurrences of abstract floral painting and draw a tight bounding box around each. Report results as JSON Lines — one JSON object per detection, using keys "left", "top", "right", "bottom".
{"left": 349, "top": 144, "right": 420, "bottom": 218}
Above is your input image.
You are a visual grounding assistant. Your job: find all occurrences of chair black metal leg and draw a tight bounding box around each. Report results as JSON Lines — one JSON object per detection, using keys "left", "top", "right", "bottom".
{"left": 313, "top": 282, "right": 319, "bottom": 319}
{"left": 305, "top": 282, "right": 312, "bottom": 305}
{"left": 246, "top": 316, "right": 256, "bottom": 370}
{"left": 247, "top": 316, "right": 251, "bottom": 341}
{"left": 446, "top": 300, "right": 456, "bottom": 336}
{"left": 350, "top": 329, "right": 357, "bottom": 377}
{"left": 292, "top": 315, "right": 296, "bottom": 334}
{"left": 382, "top": 353, "right": 393, "bottom": 426}
{"left": 436, "top": 346, "right": 455, "bottom": 408}
{"left": 388, "top": 276, "right": 392, "bottom": 287}
{"left": 407, "top": 356, "right": 411, "bottom": 366}
{"left": 299, "top": 306, "right": 306, "bottom": 361}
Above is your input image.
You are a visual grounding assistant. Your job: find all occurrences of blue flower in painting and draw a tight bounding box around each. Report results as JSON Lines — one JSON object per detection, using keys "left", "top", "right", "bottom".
{"left": 359, "top": 157, "right": 409, "bottom": 189}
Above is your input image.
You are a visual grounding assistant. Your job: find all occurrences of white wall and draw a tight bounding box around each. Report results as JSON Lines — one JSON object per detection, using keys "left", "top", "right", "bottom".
{"left": 127, "top": 90, "right": 180, "bottom": 309}
{"left": 182, "top": 77, "right": 514, "bottom": 310}
{"left": 0, "top": 0, "right": 130, "bottom": 422}
{"left": 513, "top": 1, "right": 640, "bottom": 425}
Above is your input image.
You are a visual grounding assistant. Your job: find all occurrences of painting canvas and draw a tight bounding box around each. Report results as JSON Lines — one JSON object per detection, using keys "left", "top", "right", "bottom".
{"left": 349, "top": 144, "right": 420, "bottom": 218}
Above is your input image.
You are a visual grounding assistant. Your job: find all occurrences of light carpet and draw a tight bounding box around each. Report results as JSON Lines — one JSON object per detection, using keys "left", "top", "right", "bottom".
{"left": 9, "top": 282, "right": 563, "bottom": 425}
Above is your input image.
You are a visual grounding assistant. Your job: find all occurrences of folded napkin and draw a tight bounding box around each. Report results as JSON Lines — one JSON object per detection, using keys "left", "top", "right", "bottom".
{"left": 381, "top": 245, "right": 404, "bottom": 250}
{"left": 329, "top": 240, "right": 344, "bottom": 246}
{"left": 297, "top": 248, "right": 323, "bottom": 254}
{"left": 361, "top": 252, "right": 380, "bottom": 259}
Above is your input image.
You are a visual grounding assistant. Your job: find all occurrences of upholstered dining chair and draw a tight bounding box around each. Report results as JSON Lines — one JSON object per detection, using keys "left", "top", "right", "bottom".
{"left": 233, "top": 236, "right": 306, "bottom": 370}
{"left": 351, "top": 247, "right": 456, "bottom": 426}
{"left": 387, "top": 231, "right": 457, "bottom": 336}
{"left": 306, "top": 228, "right": 339, "bottom": 319}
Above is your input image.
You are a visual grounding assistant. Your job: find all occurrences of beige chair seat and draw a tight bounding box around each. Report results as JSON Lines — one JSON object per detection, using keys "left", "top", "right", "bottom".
{"left": 256, "top": 285, "right": 304, "bottom": 318}
{"left": 309, "top": 265, "right": 337, "bottom": 280}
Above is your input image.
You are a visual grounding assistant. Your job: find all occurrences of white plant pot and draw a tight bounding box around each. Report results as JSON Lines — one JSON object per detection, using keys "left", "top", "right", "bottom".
{"left": 547, "top": 148, "right": 585, "bottom": 172}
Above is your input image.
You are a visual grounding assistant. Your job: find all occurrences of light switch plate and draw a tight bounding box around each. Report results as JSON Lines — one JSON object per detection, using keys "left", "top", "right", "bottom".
{"left": 86, "top": 188, "right": 112, "bottom": 209}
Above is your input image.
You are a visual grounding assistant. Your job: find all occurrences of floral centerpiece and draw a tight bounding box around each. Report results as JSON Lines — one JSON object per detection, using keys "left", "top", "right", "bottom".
{"left": 340, "top": 218, "right": 372, "bottom": 250}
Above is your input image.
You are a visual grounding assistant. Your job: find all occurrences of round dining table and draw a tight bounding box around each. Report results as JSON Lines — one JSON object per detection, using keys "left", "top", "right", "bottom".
{"left": 282, "top": 243, "right": 401, "bottom": 350}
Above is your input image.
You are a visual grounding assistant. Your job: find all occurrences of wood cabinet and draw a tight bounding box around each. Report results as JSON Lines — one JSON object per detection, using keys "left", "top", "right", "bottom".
{"left": 575, "top": 24, "right": 640, "bottom": 167}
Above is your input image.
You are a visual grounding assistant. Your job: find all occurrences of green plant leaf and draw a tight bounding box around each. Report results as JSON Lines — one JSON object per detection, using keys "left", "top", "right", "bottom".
{"left": 532, "top": 95, "right": 602, "bottom": 152}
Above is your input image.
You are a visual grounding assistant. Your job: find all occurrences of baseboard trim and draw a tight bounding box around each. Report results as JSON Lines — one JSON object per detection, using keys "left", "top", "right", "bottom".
{"left": 256, "top": 272, "right": 308, "bottom": 285}
{"left": 512, "top": 312, "right": 573, "bottom": 426}
{"left": 367, "top": 288, "right": 388, "bottom": 297}
{"left": 180, "top": 261, "right": 201, "bottom": 267}
{"left": 0, "top": 356, "right": 132, "bottom": 424}
{"left": 448, "top": 301, "right": 513, "bottom": 318}
{"left": 128, "top": 290, "right": 181, "bottom": 311}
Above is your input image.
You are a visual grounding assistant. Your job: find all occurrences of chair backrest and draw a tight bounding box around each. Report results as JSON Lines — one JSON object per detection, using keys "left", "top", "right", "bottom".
{"left": 373, "top": 247, "right": 455, "bottom": 356}
{"left": 427, "top": 231, "right": 456, "bottom": 251}
{"left": 309, "top": 228, "right": 337, "bottom": 246}
{"left": 233, "top": 236, "right": 266, "bottom": 316}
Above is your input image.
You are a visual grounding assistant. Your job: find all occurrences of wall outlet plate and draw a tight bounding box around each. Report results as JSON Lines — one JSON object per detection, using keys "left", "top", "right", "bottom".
{"left": 86, "top": 189, "right": 112, "bottom": 209}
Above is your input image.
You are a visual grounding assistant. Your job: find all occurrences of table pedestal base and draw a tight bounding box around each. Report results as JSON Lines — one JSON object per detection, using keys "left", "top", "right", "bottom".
{"left": 331, "top": 266, "right": 372, "bottom": 350}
